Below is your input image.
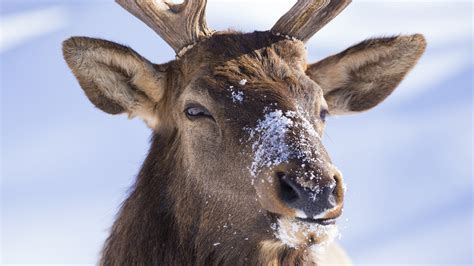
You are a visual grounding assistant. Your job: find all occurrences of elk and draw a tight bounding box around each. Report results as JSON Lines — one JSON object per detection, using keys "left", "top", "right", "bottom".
{"left": 62, "top": 0, "right": 426, "bottom": 265}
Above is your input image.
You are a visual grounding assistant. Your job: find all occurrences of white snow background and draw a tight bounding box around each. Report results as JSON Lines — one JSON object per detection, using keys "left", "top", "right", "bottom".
{"left": 1, "top": 0, "right": 472, "bottom": 265}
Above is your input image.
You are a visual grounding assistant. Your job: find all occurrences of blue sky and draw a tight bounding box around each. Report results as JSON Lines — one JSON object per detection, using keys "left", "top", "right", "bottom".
{"left": 1, "top": 0, "right": 472, "bottom": 264}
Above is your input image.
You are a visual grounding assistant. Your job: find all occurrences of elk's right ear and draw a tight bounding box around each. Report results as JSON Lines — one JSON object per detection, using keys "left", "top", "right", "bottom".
{"left": 306, "top": 34, "right": 426, "bottom": 115}
{"left": 62, "top": 37, "right": 167, "bottom": 128}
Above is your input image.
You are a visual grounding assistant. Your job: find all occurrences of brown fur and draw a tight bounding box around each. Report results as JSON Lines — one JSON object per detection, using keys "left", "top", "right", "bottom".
{"left": 63, "top": 28, "right": 425, "bottom": 265}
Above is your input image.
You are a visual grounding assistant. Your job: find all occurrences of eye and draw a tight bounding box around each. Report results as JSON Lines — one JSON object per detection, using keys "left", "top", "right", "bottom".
{"left": 185, "top": 105, "right": 213, "bottom": 120}
{"left": 320, "top": 109, "right": 329, "bottom": 122}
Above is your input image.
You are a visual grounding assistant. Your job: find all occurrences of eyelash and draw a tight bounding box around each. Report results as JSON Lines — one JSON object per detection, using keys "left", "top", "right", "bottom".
{"left": 184, "top": 105, "right": 213, "bottom": 120}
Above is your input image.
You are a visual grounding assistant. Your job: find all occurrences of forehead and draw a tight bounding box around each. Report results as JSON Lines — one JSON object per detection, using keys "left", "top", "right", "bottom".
{"left": 183, "top": 31, "right": 323, "bottom": 111}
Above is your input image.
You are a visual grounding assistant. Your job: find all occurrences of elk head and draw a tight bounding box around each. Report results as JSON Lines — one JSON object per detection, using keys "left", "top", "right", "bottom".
{"left": 63, "top": 0, "right": 426, "bottom": 261}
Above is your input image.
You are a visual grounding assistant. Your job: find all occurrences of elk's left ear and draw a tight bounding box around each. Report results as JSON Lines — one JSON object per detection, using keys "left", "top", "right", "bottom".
{"left": 307, "top": 34, "right": 426, "bottom": 115}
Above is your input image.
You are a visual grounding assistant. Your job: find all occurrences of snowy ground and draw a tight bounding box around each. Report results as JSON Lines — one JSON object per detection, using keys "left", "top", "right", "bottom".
{"left": 1, "top": 0, "right": 472, "bottom": 264}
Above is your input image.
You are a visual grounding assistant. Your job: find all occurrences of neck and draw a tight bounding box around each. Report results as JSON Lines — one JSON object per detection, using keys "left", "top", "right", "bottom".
{"left": 99, "top": 131, "right": 192, "bottom": 264}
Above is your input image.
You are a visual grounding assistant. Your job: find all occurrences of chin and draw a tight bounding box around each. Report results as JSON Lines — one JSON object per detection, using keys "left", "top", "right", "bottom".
{"left": 272, "top": 216, "right": 340, "bottom": 250}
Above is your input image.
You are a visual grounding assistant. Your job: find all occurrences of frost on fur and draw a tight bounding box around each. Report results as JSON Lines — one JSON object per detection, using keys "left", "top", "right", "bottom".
{"left": 245, "top": 108, "right": 327, "bottom": 193}
{"left": 273, "top": 217, "right": 339, "bottom": 249}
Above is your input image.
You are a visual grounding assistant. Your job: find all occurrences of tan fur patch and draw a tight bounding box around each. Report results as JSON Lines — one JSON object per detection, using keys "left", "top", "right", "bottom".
{"left": 311, "top": 242, "right": 352, "bottom": 266}
{"left": 259, "top": 240, "right": 285, "bottom": 266}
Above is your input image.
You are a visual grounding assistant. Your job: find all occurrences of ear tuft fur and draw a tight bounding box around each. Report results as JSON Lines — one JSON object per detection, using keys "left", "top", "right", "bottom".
{"left": 63, "top": 37, "right": 129, "bottom": 114}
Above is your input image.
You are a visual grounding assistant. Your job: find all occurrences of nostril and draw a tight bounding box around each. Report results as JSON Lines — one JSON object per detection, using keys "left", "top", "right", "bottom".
{"left": 332, "top": 170, "right": 343, "bottom": 186}
{"left": 277, "top": 172, "right": 299, "bottom": 204}
{"left": 320, "top": 183, "right": 337, "bottom": 207}
{"left": 331, "top": 184, "right": 338, "bottom": 197}
{"left": 331, "top": 178, "right": 338, "bottom": 196}
{"left": 328, "top": 190, "right": 337, "bottom": 206}
{"left": 330, "top": 172, "right": 343, "bottom": 204}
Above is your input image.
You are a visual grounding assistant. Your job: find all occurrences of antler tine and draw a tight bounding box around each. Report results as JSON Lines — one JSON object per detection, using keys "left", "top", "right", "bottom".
{"left": 272, "top": 0, "right": 351, "bottom": 42}
{"left": 116, "top": 0, "right": 213, "bottom": 54}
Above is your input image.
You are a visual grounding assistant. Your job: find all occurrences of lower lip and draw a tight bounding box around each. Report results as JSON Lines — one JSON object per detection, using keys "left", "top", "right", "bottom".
{"left": 296, "top": 217, "right": 336, "bottom": 225}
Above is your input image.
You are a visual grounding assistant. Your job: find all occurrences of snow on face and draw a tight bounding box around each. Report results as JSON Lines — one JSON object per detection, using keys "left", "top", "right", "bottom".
{"left": 228, "top": 86, "right": 245, "bottom": 103}
{"left": 273, "top": 217, "right": 339, "bottom": 249}
{"left": 247, "top": 109, "right": 294, "bottom": 179}
{"left": 245, "top": 108, "right": 327, "bottom": 192}
{"left": 231, "top": 90, "right": 244, "bottom": 103}
{"left": 239, "top": 79, "right": 248, "bottom": 85}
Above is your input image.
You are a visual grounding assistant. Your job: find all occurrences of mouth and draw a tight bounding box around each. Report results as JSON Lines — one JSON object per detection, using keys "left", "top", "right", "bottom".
{"left": 296, "top": 217, "right": 336, "bottom": 226}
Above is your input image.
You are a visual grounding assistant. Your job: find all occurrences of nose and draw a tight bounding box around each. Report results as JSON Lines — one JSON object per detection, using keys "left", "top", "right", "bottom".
{"left": 275, "top": 168, "right": 343, "bottom": 218}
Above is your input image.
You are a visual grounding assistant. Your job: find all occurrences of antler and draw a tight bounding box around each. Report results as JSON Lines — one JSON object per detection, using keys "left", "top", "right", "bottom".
{"left": 116, "top": 0, "right": 213, "bottom": 54}
{"left": 272, "top": 0, "right": 351, "bottom": 42}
